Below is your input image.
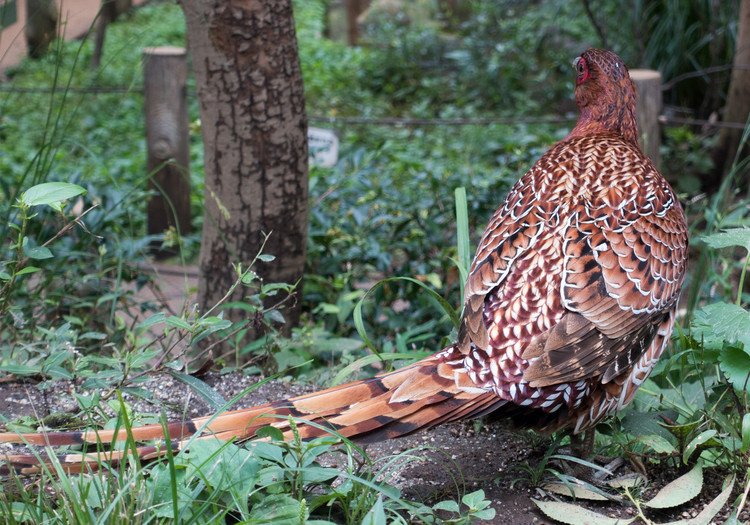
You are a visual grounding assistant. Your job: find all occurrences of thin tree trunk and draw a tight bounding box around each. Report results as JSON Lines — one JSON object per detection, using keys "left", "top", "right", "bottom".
{"left": 91, "top": 0, "right": 131, "bottom": 69}
{"left": 181, "top": 1, "right": 309, "bottom": 344}
{"left": 714, "top": 0, "right": 750, "bottom": 185}
{"left": 345, "top": 0, "right": 367, "bottom": 45}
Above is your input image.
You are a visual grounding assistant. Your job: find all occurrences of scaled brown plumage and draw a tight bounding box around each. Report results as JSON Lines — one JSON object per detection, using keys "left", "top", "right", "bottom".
{"left": 0, "top": 49, "right": 688, "bottom": 474}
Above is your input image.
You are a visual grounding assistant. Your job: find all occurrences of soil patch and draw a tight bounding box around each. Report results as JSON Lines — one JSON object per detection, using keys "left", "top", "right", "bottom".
{"left": 0, "top": 373, "right": 740, "bottom": 524}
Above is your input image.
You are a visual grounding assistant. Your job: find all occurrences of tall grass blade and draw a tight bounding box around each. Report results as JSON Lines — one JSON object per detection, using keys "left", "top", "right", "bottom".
{"left": 454, "top": 187, "right": 471, "bottom": 303}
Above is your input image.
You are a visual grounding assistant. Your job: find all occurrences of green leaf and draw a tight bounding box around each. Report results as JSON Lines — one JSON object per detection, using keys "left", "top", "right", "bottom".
{"left": 683, "top": 431, "right": 718, "bottom": 464}
{"left": 741, "top": 414, "right": 750, "bottom": 452}
{"left": 454, "top": 186, "right": 471, "bottom": 301}
{"left": 361, "top": 496, "right": 387, "bottom": 525}
{"left": 719, "top": 345, "right": 750, "bottom": 392}
{"left": 25, "top": 246, "right": 53, "bottom": 260}
{"left": 433, "top": 500, "right": 460, "bottom": 513}
{"left": 135, "top": 312, "right": 166, "bottom": 332}
{"left": 301, "top": 466, "right": 339, "bottom": 484}
{"left": 20, "top": 182, "right": 86, "bottom": 207}
{"left": 638, "top": 434, "right": 677, "bottom": 454}
{"left": 181, "top": 439, "right": 260, "bottom": 494}
{"left": 532, "top": 500, "right": 633, "bottom": 524}
{"left": 644, "top": 463, "right": 703, "bottom": 509}
{"left": 246, "top": 494, "right": 302, "bottom": 525}
{"left": 692, "top": 303, "right": 750, "bottom": 350}
{"left": 169, "top": 370, "right": 226, "bottom": 410}
{"left": 542, "top": 482, "right": 611, "bottom": 501}
{"left": 165, "top": 316, "right": 192, "bottom": 330}
{"left": 462, "top": 489, "right": 490, "bottom": 509}
{"left": 15, "top": 266, "right": 40, "bottom": 276}
{"left": 0, "top": 364, "right": 40, "bottom": 376}
{"left": 257, "top": 254, "right": 276, "bottom": 262}
{"left": 247, "top": 441, "right": 284, "bottom": 463}
{"left": 702, "top": 228, "right": 750, "bottom": 251}
{"left": 255, "top": 426, "right": 284, "bottom": 442}
{"left": 660, "top": 476, "right": 734, "bottom": 525}
{"left": 473, "top": 508, "right": 497, "bottom": 520}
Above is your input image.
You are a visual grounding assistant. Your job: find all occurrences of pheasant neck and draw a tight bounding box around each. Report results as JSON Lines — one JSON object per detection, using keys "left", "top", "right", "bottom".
{"left": 567, "top": 103, "right": 639, "bottom": 146}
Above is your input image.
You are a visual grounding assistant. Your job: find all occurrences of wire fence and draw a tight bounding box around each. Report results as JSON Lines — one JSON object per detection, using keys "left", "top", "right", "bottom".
{"left": 0, "top": 83, "right": 746, "bottom": 131}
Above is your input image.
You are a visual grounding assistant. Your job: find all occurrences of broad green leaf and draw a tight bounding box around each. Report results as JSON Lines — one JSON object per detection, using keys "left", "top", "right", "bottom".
{"left": 543, "top": 482, "right": 610, "bottom": 501}
{"left": 719, "top": 345, "right": 750, "bottom": 392}
{"left": 532, "top": 499, "right": 633, "bottom": 524}
{"left": 683, "top": 431, "right": 718, "bottom": 464}
{"left": 20, "top": 182, "right": 86, "bottom": 207}
{"left": 246, "top": 494, "right": 302, "bottom": 524}
{"left": 255, "top": 426, "right": 284, "bottom": 442}
{"left": 702, "top": 228, "right": 750, "bottom": 251}
{"left": 301, "top": 465, "right": 339, "bottom": 484}
{"left": 165, "top": 316, "right": 192, "bottom": 330}
{"left": 135, "top": 312, "right": 166, "bottom": 332}
{"left": 147, "top": 466, "right": 192, "bottom": 518}
{"left": 433, "top": 500, "right": 460, "bottom": 513}
{"left": 473, "top": 508, "right": 497, "bottom": 520}
{"left": 0, "top": 364, "right": 40, "bottom": 376}
{"left": 169, "top": 370, "right": 226, "bottom": 410}
{"left": 607, "top": 474, "right": 646, "bottom": 489}
{"left": 25, "top": 246, "right": 53, "bottom": 260}
{"left": 15, "top": 266, "right": 40, "bottom": 276}
{"left": 692, "top": 303, "right": 750, "bottom": 350}
{"left": 462, "top": 489, "right": 491, "bottom": 509}
{"left": 621, "top": 410, "right": 673, "bottom": 439}
{"left": 638, "top": 434, "right": 677, "bottom": 454}
{"left": 181, "top": 439, "right": 260, "bottom": 494}
{"left": 247, "top": 441, "right": 285, "bottom": 463}
{"left": 661, "top": 476, "right": 734, "bottom": 525}
{"left": 644, "top": 463, "right": 703, "bottom": 508}
{"left": 742, "top": 414, "right": 750, "bottom": 452}
{"left": 361, "top": 495, "right": 387, "bottom": 525}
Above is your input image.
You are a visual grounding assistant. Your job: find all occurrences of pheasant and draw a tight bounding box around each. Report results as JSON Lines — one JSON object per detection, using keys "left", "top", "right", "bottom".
{"left": 0, "top": 49, "right": 688, "bottom": 475}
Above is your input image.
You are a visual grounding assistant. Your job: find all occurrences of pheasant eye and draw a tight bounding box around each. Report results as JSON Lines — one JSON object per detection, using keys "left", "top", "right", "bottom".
{"left": 574, "top": 57, "right": 589, "bottom": 84}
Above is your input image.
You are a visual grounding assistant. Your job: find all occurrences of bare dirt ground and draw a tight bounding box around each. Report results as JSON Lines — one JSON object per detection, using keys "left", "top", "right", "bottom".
{"left": 0, "top": 372, "right": 741, "bottom": 525}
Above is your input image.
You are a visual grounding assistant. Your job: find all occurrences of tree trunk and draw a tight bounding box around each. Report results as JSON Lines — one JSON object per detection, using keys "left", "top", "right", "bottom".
{"left": 91, "top": 0, "right": 131, "bottom": 69}
{"left": 25, "top": 0, "right": 58, "bottom": 59}
{"left": 182, "top": 1, "right": 309, "bottom": 342}
{"left": 345, "top": 0, "right": 367, "bottom": 45}
{"left": 714, "top": 0, "right": 750, "bottom": 184}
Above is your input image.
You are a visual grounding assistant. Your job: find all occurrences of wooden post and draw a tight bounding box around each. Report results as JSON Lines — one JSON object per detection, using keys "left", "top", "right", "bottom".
{"left": 345, "top": 0, "right": 368, "bottom": 45}
{"left": 143, "top": 46, "right": 191, "bottom": 258}
{"left": 631, "top": 69, "right": 662, "bottom": 169}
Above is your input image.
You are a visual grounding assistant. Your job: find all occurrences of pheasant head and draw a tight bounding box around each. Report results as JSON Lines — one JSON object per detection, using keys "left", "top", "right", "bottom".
{"left": 569, "top": 48, "right": 638, "bottom": 145}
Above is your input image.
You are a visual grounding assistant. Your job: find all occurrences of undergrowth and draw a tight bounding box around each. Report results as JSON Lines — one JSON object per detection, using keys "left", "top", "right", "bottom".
{"left": 1, "top": 0, "right": 749, "bottom": 523}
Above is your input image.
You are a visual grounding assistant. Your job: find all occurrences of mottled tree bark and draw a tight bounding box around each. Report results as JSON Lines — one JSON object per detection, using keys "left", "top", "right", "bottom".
{"left": 714, "top": 0, "right": 750, "bottom": 184}
{"left": 182, "top": 1, "right": 309, "bottom": 339}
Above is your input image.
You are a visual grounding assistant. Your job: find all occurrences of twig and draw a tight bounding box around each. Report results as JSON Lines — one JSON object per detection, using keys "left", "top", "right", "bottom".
{"left": 41, "top": 204, "right": 100, "bottom": 247}
{"left": 580, "top": 0, "right": 609, "bottom": 49}
{"left": 662, "top": 64, "right": 750, "bottom": 91}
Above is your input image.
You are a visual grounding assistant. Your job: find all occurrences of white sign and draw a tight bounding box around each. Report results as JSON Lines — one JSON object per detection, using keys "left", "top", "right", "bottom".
{"left": 308, "top": 127, "right": 339, "bottom": 168}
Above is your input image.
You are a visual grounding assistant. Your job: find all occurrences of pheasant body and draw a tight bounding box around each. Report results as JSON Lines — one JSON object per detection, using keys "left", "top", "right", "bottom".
{"left": 0, "top": 49, "right": 689, "bottom": 474}
{"left": 439, "top": 130, "right": 686, "bottom": 433}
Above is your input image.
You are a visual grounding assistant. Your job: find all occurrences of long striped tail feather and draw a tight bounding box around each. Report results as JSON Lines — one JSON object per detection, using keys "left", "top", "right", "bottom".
{"left": 1, "top": 351, "right": 499, "bottom": 474}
